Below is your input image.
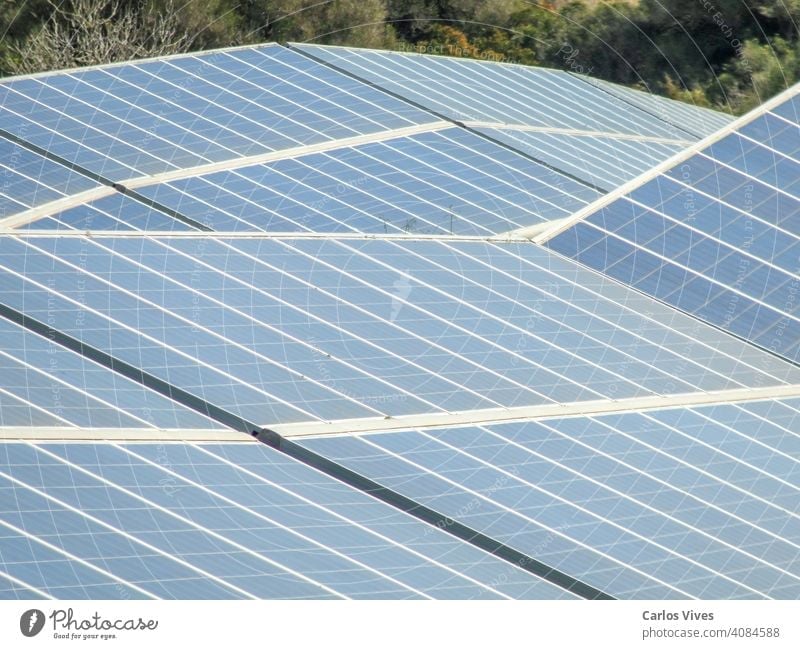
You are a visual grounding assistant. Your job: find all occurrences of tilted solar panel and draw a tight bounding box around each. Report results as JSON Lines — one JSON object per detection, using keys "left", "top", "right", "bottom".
{"left": 104, "top": 128, "right": 601, "bottom": 235}
{"left": 546, "top": 84, "right": 800, "bottom": 363}
{"left": 1, "top": 234, "right": 797, "bottom": 429}
{"left": 577, "top": 76, "right": 734, "bottom": 138}
{"left": 0, "top": 441, "right": 575, "bottom": 599}
{"left": 300, "top": 396, "right": 800, "bottom": 599}
{"left": 0, "top": 45, "right": 436, "bottom": 181}
{"left": 475, "top": 128, "right": 687, "bottom": 190}
{"left": 0, "top": 317, "right": 221, "bottom": 429}
{"left": 0, "top": 136, "right": 102, "bottom": 222}
{"left": 293, "top": 45, "right": 701, "bottom": 140}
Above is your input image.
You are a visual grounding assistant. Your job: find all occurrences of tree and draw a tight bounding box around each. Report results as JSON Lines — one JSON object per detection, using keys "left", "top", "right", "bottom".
{"left": 8, "top": 0, "right": 194, "bottom": 75}
{"left": 715, "top": 37, "right": 800, "bottom": 112}
{"left": 268, "top": 0, "right": 390, "bottom": 48}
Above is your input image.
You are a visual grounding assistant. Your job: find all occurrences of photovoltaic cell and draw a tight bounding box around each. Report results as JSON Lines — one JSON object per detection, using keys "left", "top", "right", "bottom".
{"left": 294, "top": 45, "right": 702, "bottom": 140}
{"left": 301, "top": 396, "right": 800, "bottom": 599}
{"left": 2, "top": 235, "right": 797, "bottom": 429}
{"left": 549, "top": 87, "right": 800, "bottom": 363}
{"left": 0, "top": 441, "right": 575, "bottom": 599}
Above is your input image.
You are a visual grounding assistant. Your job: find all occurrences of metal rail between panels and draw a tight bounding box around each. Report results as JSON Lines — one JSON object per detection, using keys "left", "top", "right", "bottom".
{"left": 517, "top": 81, "right": 800, "bottom": 243}
{"left": 271, "top": 383, "right": 800, "bottom": 438}
{"left": 0, "top": 229, "right": 533, "bottom": 242}
{"left": 2, "top": 383, "right": 799, "bottom": 441}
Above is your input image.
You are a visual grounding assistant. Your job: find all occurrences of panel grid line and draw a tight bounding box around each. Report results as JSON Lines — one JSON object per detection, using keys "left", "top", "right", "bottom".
{"left": 26, "top": 443, "right": 350, "bottom": 599}
{"left": 349, "top": 432, "right": 693, "bottom": 598}
{"left": 0, "top": 466, "right": 259, "bottom": 599}
{"left": 421, "top": 425, "right": 783, "bottom": 597}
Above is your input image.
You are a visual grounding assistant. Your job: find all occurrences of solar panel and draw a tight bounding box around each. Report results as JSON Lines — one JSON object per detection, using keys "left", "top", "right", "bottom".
{"left": 0, "top": 441, "right": 575, "bottom": 599}
{"left": 105, "top": 128, "right": 600, "bottom": 235}
{"left": 0, "top": 45, "right": 437, "bottom": 182}
{"left": 23, "top": 193, "right": 199, "bottom": 231}
{"left": 300, "top": 396, "right": 800, "bottom": 599}
{"left": 0, "top": 135, "right": 101, "bottom": 223}
{"left": 1, "top": 41, "right": 796, "bottom": 604}
{"left": 546, "top": 85, "right": 800, "bottom": 363}
{"left": 12, "top": 129, "right": 602, "bottom": 235}
{"left": 2, "top": 233, "right": 796, "bottom": 429}
{"left": 577, "top": 76, "right": 735, "bottom": 138}
{"left": 294, "top": 45, "right": 694, "bottom": 140}
{"left": 475, "top": 128, "right": 687, "bottom": 190}
{"left": 0, "top": 317, "right": 220, "bottom": 429}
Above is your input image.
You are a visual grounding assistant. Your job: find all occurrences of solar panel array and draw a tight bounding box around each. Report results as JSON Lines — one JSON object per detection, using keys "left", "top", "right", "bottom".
{"left": 2, "top": 234, "right": 796, "bottom": 430}
{"left": 2, "top": 441, "right": 579, "bottom": 599}
{"left": 1, "top": 43, "right": 796, "bottom": 601}
{"left": 545, "top": 85, "right": 800, "bottom": 365}
{"left": 303, "top": 397, "right": 800, "bottom": 599}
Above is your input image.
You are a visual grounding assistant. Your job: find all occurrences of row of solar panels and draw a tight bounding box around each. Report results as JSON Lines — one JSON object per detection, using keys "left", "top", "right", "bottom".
{"left": 2, "top": 44, "right": 798, "bottom": 601}
{"left": 1, "top": 43, "right": 728, "bottom": 236}
{"left": 3, "top": 389, "right": 799, "bottom": 600}
{"left": 1, "top": 235, "right": 797, "bottom": 429}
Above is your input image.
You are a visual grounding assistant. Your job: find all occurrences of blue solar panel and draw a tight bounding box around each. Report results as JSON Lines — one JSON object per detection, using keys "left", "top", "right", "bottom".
{"left": 577, "top": 76, "right": 735, "bottom": 138}
{"left": 0, "top": 45, "right": 438, "bottom": 182}
{"left": 0, "top": 388, "right": 66, "bottom": 427}
{"left": 548, "top": 88, "right": 800, "bottom": 363}
{"left": 21, "top": 128, "right": 600, "bottom": 235}
{"left": 1, "top": 523, "right": 154, "bottom": 599}
{"left": 0, "top": 136, "right": 100, "bottom": 221}
{"left": 476, "top": 128, "right": 686, "bottom": 190}
{"left": 301, "top": 397, "right": 800, "bottom": 599}
{"left": 2, "top": 234, "right": 796, "bottom": 429}
{"left": 295, "top": 45, "right": 694, "bottom": 140}
{"left": 0, "top": 441, "right": 574, "bottom": 599}
{"left": 0, "top": 317, "right": 220, "bottom": 429}
{"left": 129, "top": 128, "right": 599, "bottom": 234}
{"left": 33, "top": 193, "right": 198, "bottom": 231}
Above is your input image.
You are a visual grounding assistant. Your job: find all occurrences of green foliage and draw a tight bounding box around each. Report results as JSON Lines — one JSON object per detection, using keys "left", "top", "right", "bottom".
{"left": 263, "top": 0, "right": 389, "bottom": 47}
{"left": 1, "top": 0, "right": 798, "bottom": 113}
{"left": 159, "top": 0, "right": 244, "bottom": 50}
{"left": 715, "top": 37, "right": 800, "bottom": 112}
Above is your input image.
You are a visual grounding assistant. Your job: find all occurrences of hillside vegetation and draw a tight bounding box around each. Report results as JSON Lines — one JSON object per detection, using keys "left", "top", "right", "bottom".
{"left": 2, "top": 0, "right": 799, "bottom": 114}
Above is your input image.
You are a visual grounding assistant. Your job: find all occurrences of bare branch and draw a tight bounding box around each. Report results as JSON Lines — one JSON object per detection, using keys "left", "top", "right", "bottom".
{"left": 10, "top": 0, "right": 194, "bottom": 75}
